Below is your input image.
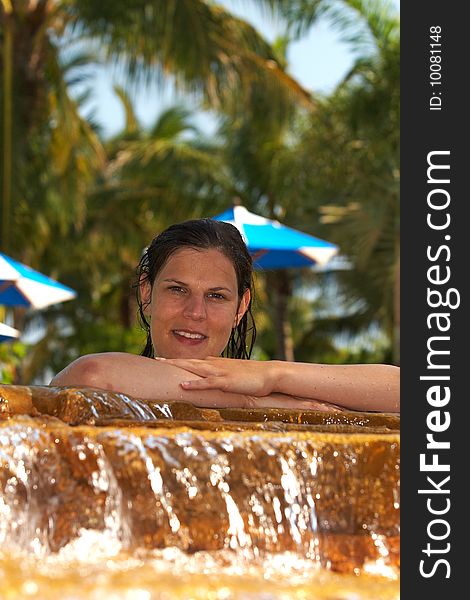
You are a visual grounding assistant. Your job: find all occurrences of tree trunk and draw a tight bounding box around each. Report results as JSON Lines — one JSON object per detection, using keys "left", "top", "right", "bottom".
{"left": 268, "top": 270, "right": 294, "bottom": 362}
{"left": 1, "top": 3, "right": 13, "bottom": 253}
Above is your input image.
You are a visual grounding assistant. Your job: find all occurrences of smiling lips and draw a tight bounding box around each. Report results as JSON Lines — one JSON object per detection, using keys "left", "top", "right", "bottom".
{"left": 172, "top": 329, "right": 207, "bottom": 344}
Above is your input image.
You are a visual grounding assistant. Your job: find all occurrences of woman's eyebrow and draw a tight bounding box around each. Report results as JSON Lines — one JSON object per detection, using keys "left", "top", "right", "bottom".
{"left": 162, "top": 278, "right": 187, "bottom": 286}
{"left": 208, "top": 286, "right": 233, "bottom": 293}
{"left": 162, "top": 279, "right": 233, "bottom": 293}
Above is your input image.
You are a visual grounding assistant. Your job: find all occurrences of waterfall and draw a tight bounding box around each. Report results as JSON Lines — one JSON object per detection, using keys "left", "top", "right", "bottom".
{"left": 0, "top": 384, "right": 400, "bottom": 599}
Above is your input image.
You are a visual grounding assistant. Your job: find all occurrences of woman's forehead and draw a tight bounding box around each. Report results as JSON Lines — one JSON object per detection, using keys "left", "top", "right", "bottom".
{"left": 157, "top": 247, "right": 237, "bottom": 286}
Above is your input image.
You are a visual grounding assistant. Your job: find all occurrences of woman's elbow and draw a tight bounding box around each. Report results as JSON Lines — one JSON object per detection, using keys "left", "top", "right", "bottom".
{"left": 50, "top": 354, "right": 111, "bottom": 390}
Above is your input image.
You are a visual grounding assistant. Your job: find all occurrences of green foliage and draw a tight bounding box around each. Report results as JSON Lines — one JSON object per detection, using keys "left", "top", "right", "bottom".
{"left": 0, "top": 341, "right": 28, "bottom": 384}
{"left": 1, "top": 0, "right": 400, "bottom": 381}
{"left": 273, "top": 0, "right": 400, "bottom": 362}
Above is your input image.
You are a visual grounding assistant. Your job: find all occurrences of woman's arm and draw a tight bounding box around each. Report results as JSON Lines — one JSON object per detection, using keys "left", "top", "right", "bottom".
{"left": 157, "top": 357, "right": 400, "bottom": 413}
{"left": 49, "top": 353, "right": 340, "bottom": 412}
{"left": 272, "top": 361, "right": 399, "bottom": 412}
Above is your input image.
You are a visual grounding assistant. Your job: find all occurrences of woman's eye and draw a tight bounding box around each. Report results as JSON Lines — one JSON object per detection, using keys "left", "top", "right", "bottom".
{"left": 207, "top": 292, "right": 225, "bottom": 300}
{"left": 169, "top": 286, "right": 186, "bottom": 294}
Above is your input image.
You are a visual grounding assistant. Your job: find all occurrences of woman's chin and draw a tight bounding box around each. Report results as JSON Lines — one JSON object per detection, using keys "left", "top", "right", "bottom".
{"left": 160, "top": 346, "right": 216, "bottom": 360}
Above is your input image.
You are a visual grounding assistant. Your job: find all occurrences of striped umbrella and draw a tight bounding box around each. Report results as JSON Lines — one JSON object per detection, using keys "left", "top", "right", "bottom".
{"left": 213, "top": 205, "right": 338, "bottom": 270}
{"left": 0, "top": 252, "right": 77, "bottom": 309}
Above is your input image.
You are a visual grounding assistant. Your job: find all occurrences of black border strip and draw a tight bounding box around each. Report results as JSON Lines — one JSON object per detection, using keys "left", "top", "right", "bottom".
{"left": 401, "top": 2, "right": 466, "bottom": 596}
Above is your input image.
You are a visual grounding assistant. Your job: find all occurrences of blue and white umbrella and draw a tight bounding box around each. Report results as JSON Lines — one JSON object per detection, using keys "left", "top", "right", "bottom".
{"left": 213, "top": 205, "right": 338, "bottom": 270}
{"left": 0, "top": 322, "right": 20, "bottom": 343}
{"left": 0, "top": 252, "right": 77, "bottom": 309}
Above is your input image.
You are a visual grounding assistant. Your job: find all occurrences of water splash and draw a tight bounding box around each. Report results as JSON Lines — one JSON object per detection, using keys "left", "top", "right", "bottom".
{"left": 0, "top": 384, "right": 400, "bottom": 597}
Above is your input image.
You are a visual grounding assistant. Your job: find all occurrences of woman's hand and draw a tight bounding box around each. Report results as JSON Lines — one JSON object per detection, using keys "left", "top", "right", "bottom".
{"left": 155, "top": 356, "right": 279, "bottom": 397}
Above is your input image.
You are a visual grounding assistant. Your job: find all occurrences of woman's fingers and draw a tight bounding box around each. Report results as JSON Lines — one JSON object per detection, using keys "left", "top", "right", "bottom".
{"left": 180, "top": 377, "right": 225, "bottom": 390}
{"left": 158, "top": 358, "right": 218, "bottom": 377}
{"left": 156, "top": 357, "right": 238, "bottom": 392}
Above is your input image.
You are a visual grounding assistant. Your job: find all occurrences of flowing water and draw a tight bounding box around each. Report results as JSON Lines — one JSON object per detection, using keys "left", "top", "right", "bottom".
{"left": 0, "top": 384, "right": 400, "bottom": 599}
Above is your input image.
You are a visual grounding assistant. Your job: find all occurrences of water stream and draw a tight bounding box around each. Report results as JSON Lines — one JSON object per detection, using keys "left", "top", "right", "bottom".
{"left": 0, "top": 384, "right": 400, "bottom": 599}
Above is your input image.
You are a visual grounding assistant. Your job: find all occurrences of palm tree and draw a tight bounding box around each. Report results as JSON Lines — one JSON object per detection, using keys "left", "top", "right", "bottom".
{"left": 1, "top": 0, "right": 312, "bottom": 257}
{"left": 1, "top": 0, "right": 314, "bottom": 381}
{"left": 285, "top": 0, "right": 400, "bottom": 363}
{"left": 0, "top": 3, "right": 105, "bottom": 261}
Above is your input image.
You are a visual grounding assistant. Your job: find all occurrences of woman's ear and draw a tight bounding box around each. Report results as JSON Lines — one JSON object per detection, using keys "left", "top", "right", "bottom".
{"left": 139, "top": 278, "right": 152, "bottom": 313}
{"left": 234, "top": 289, "right": 251, "bottom": 326}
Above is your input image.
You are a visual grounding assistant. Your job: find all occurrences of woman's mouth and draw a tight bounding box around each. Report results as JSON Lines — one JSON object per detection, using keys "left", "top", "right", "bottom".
{"left": 172, "top": 330, "right": 207, "bottom": 344}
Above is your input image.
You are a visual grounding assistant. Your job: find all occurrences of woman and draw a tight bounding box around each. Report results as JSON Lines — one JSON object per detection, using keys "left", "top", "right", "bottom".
{"left": 50, "top": 219, "right": 399, "bottom": 413}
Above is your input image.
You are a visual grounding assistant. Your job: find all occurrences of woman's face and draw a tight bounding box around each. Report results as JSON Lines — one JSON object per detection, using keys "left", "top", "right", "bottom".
{"left": 141, "top": 247, "right": 250, "bottom": 359}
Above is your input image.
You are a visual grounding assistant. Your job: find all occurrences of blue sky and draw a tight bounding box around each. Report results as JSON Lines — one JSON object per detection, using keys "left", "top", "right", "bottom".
{"left": 84, "top": 1, "right": 399, "bottom": 138}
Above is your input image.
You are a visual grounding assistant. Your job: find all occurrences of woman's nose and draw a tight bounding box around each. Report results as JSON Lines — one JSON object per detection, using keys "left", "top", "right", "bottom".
{"left": 183, "top": 295, "right": 207, "bottom": 320}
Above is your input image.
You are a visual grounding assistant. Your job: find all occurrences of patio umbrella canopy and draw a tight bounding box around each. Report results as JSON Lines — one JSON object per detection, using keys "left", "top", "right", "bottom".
{"left": 213, "top": 205, "right": 338, "bottom": 270}
{"left": 0, "top": 322, "right": 20, "bottom": 343}
{"left": 0, "top": 253, "right": 77, "bottom": 309}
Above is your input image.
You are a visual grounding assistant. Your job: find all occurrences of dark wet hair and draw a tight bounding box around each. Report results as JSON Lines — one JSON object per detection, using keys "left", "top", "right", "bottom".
{"left": 136, "top": 218, "right": 256, "bottom": 359}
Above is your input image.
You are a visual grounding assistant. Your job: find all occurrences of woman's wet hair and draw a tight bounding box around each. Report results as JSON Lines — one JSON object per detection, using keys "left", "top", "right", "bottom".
{"left": 135, "top": 218, "right": 256, "bottom": 359}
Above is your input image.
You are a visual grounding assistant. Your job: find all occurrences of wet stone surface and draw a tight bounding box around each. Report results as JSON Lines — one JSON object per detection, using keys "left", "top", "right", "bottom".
{"left": 0, "top": 383, "right": 400, "bottom": 598}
